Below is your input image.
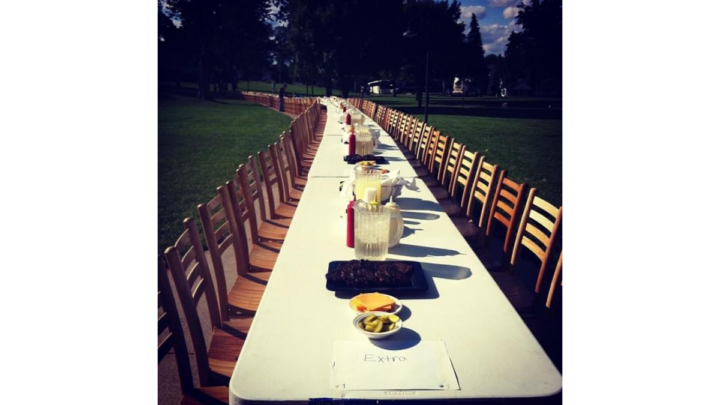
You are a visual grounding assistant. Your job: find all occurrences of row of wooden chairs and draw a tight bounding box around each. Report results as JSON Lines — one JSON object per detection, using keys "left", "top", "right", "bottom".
{"left": 239, "top": 91, "right": 317, "bottom": 115}
{"left": 159, "top": 101, "right": 326, "bottom": 403}
{"left": 347, "top": 98, "right": 563, "bottom": 315}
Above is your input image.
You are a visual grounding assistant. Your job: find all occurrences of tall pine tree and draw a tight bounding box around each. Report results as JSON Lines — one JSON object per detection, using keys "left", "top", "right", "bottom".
{"left": 465, "top": 13, "right": 488, "bottom": 95}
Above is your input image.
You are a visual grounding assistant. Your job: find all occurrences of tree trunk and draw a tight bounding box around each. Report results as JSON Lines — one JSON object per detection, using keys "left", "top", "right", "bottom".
{"left": 325, "top": 76, "right": 332, "bottom": 96}
{"left": 198, "top": 58, "right": 207, "bottom": 100}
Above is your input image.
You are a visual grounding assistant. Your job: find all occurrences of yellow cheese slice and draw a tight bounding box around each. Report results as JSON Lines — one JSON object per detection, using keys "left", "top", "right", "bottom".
{"left": 357, "top": 293, "right": 395, "bottom": 311}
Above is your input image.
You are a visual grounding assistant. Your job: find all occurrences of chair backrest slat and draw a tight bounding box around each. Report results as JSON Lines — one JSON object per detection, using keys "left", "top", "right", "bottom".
{"left": 164, "top": 218, "right": 221, "bottom": 387}
{"left": 486, "top": 170, "right": 526, "bottom": 254}
{"left": 466, "top": 159, "right": 498, "bottom": 228}
{"left": 158, "top": 256, "right": 194, "bottom": 396}
{"left": 511, "top": 188, "right": 562, "bottom": 294}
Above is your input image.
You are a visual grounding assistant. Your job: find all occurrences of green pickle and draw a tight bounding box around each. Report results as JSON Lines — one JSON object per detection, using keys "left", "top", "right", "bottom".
{"left": 360, "top": 313, "right": 400, "bottom": 334}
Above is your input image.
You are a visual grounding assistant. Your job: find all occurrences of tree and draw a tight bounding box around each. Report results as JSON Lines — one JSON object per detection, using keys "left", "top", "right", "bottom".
{"left": 505, "top": 0, "right": 562, "bottom": 96}
{"left": 169, "top": 0, "right": 275, "bottom": 99}
{"left": 400, "top": 0, "right": 466, "bottom": 106}
{"left": 465, "top": 13, "right": 488, "bottom": 95}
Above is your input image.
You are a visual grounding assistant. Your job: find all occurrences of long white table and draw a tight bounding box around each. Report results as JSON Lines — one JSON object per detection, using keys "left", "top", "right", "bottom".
{"left": 229, "top": 99, "right": 562, "bottom": 403}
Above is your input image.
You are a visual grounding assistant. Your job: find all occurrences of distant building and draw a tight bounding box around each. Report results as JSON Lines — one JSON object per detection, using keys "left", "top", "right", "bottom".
{"left": 367, "top": 80, "right": 394, "bottom": 95}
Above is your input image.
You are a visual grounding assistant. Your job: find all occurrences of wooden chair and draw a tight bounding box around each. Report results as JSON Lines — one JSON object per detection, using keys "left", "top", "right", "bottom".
{"left": 272, "top": 141, "right": 302, "bottom": 203}
{"left": 427, "top": 141, "right": 464, "bottom": 201}
{"left": 492, "top": 189, "right": 562, "bottom": 314}
{"left": 164, "top": 218, "right": 251, "bottom": 383}
{"left": 280, "top": 133, "right": 308, "bottom": 190}
{"left": 158, "top": 256, "right": 230, "bottom": 404}
{"left": 403, "top": 118, "right": 424, "bottom": 158}
{"left": 258, "top": 147, "right": 296, "bottom": 220}
{"left": 226, "top": 165, "right": 283, "bottom": 272}
{"left": 241, "top": 155, "right": 292, "bottom": 235}
{"left": 423, "top": 133, "right": 450, "bottom": 188}
{"left": 451, "top": 158, "right": 498, "bottom": 239}
{"left": 435, "top": 148, "right": 478, "bottom": 216}
{"left": 198, "top": 186, "right": 271, "bottom": 318}
{"left": 478, "top": 170, "right": 527, "bottom": 270}
{"left": 546, "top": 252, "right": 562, "bottom": 308}
{"left": 410, "top": 124, "right": 433, "bottom": 177}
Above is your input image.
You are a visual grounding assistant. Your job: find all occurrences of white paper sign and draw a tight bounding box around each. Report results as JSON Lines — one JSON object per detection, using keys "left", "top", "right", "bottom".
{"left": 331, "top": 340, "right": 460, "bottom": 391}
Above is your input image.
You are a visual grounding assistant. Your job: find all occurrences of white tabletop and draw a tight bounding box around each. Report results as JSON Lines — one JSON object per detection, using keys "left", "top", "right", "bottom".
{"left": 228, "top": 99, "right": 561, "bottom": 403}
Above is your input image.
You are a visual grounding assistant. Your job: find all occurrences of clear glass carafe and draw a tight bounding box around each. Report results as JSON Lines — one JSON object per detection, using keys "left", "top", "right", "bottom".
{"left": 354, "top": 201, "right": 390, "bottom": 260}
{"left": 354, "top": 167, "right": 382, "bottom": 204}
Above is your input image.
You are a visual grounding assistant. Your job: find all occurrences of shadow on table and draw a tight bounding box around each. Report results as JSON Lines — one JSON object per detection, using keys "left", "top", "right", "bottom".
{"left": 370, "top": 328, "right": 422, "bottom": 350}
{"left": 402, "top": 225, "right": 417, "bottom": 237}
{"left": 402, "top": 211, "right": 441, "bottom": 220}
{"left": 375, "top": 143, "right": 398, "bottom": 151}
{"left": 419, "top": 262, "right": 472, "bottom": 280}
{"left": 396, "top": 197, "right": 443, "bottom": 213}
{"left": 390, "top": 243, "right": 461, "bottom": 258}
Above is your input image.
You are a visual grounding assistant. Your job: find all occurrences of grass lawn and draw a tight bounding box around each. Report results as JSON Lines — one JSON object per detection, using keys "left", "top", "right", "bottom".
{"left": 368, "top": 94, "right": 562, "bottom": 207}
{"left": 158, "top": 94, "right": 292, "bottom": 253}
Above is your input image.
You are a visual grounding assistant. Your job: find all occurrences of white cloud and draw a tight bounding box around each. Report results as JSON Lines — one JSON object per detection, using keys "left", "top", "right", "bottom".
{"left": 460, "top": 5, "right": 487, "bottom": 20}
{"left": 503, "top": 6, "right": 521, "bottom": 19}
{"left": 480, "top": 21, "right": 522, "bottom": 54}
{"left": 488, "top": 0, "right": 530, "bottom": 7}
{"left": 488, "top": 0, "right": 517, "bottom": 7}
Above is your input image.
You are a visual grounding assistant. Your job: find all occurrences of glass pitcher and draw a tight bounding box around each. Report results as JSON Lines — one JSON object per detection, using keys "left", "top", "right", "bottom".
{"left": 354, "top": 166, "right": 382, "bottom": 204}
{"left": 354, "top": 200, "right": 390, "bottom": 260}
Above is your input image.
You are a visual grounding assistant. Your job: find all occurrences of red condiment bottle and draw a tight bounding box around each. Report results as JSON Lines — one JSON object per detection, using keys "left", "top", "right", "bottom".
{"left": 342, "top": 105, "right": 347, "bottom": 113}
{"left": 348, "top": 126, "right": 356, "bottom": 155}
{"left": 346, "top": 198, "right": 355, "bottom": 248}
{"left": 345, "top": 112, "right": 352, "bottom": 125}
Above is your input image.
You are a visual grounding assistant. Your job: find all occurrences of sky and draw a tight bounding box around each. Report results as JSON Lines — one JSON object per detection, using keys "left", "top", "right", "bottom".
{"left": 458, "top": 0, "right": 531, "bottom": 54}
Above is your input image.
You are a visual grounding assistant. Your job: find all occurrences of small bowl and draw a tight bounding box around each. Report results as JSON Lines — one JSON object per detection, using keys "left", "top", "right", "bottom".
{"left": 353, "top": 312, "right": 403, "bottom": 340}
{"left": 349, "top": 293, "right": 403, "bottom": 315}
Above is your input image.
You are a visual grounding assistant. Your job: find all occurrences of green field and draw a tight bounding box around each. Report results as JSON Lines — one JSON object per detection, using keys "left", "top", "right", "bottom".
{"left": 158, "top": 94, "right": 292, "bottom": 253}
{"left": 367, "top": 94, "right": 562, "bottom": 207}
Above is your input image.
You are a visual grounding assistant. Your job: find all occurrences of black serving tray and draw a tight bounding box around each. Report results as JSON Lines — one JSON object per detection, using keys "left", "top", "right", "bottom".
{"left": 343, "top": 155, "right": 389, "bottom": 165}
{"left": 325, "top": 260, "right": 429, "bottom": 293}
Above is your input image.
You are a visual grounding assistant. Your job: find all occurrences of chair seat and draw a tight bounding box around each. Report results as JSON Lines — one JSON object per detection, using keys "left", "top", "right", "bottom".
{"left": 266, "top": 217, "right": 292, "bottom": 228}
{"left": 490, "top": 272, "right": 536, "bottom": 315}
{"left": 451, "top": 217, "right": 480, "bottom": 239}
{"left": 439, "top": 199, "right": 462, "bottom": 217}
{"left": 207, "top": 317, "right": 253, "bottom": 380}
{"left": 409, "top": 160, "right": 423, "bottom": 168}
{"left": 428, "top": 186, "right": 449, "bottom": 200}
{"left": 421, "top": 176, "right": 440, "bottom": 187}
{"left": 249, "top": 240, "right": 282, "bottom": 271}
{"left": 288, "top": 188, "right": 303, "bottom": 201}
{"left": 181, "top": 386, "right": 229, "bottom": 405}
{"left": 414, "top": 167, "right": 429, "bottom": 177}
{"left": 258, "top": 221, "right": 288, "bottom": 242}
{"left": 274, "top": 202, "right": 296, "bottom": 219}
{"left": 293, "top": 177, "right": 307, "bottom": 189}
{"left": 227, "top": 272, "right": 271, "bottom": 314}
